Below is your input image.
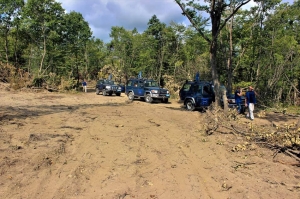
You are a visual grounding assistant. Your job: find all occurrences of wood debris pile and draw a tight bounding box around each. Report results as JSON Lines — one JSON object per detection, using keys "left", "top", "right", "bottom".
{"left": 203, "top": 104, "right": 300, "bottom": 165}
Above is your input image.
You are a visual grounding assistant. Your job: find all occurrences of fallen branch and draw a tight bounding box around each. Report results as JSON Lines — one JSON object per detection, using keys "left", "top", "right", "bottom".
{"left": 256, "top": 142, "right": 300, "bottom": 162}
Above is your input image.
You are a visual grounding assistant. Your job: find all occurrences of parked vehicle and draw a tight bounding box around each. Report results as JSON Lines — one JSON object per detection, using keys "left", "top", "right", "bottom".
{"left": 125, "top": 78, "right": 170, "bottom": 103}
{"left": 179, "top": 76, "right": 245, "bottom": 112}
{"left": 95, "top": 79, "right": 122, "bottom": 96}
{"left": 179, "top": 80, "right": 215, "bottom": 111}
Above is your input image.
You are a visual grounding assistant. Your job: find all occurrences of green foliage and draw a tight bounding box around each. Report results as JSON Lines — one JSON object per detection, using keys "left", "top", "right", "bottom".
{"left": 233, "top": 81, "right": 252, "bottom": 91}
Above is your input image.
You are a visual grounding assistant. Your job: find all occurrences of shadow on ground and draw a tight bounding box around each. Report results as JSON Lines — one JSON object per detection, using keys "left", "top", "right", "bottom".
{"left": 0, "top": 102, "right": 129, "bottom": 123}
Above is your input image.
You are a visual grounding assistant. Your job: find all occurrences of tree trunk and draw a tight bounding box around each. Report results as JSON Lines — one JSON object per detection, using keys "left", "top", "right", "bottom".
{"left": 14, "top": 24, "right": 19, "bottom": 68}
{"left": 39, "top": 27, "right": 47, "bottom": 77}
{"left": 76, "top": 52, "right": 79, "bottom": 86}
{"left": 210, "top": 39, "right": 221, "bottom": 107}
{"left": 222, "top": 89, "right": 228, "bottom": 114}
{"left": 85, "top": 44, "right": 88, "bottom": 76}
{"left": 226, "top": 11, "right": 234, "bottom": 93}
{"left": 4, "top": 29, "right": 9, "bottom": 66}
{"left": 158, "top": 44, "right": 164, "bottom": 85}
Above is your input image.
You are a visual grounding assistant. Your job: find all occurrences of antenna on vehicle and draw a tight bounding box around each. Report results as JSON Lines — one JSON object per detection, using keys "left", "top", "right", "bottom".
{"left": 138, "top": 71, "right": 142, "bottom": 79}
{"left": 195, "top": 72, "right": 200, "bottom": 82}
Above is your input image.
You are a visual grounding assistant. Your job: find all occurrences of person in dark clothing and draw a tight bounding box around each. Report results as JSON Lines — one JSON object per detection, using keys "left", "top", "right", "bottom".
{"left": 245, "top": 86, "right": 256, "bottom": 120}
{"left": 234, "top": 86, "right": 242, "bottom": 113}
{"left": 82, "top": 79, "right": 87, "bottom": 92}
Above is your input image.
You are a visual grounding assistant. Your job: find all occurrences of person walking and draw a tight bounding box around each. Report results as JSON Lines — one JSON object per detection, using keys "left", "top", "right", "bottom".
{"left": 245, "top": 86, "right": 256, "bottom": 120}
{"left": 235, "top": 86, "right": 242, "bottom": 114}
{"left": 82, "top": 79, "right": 87, "bottom": 93}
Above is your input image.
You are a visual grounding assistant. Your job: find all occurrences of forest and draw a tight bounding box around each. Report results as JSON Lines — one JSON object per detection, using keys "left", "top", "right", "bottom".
{"left": 1, "top": 0, "right": 300, "bottom": 108}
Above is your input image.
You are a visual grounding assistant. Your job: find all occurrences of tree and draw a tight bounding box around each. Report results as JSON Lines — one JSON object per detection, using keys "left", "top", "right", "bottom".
{"left": 0, "top": 0, "right": 24, "bottom": 66}
{"left": 86, "top": 37, "right": 107, "bottom": 80}
{"left": 62, "top": 11, "right": 92, "bottom": 83}
{"left": 145, "top": 15, "right": 167, "bottom": 81}
{"left": 22, "top": 0, "right": 65, "bottom": 76}
{"left": 109, "top": 26, "right": 136, "bottom": 81}
{"left": 175, "top": 0, "right": 251, "bottom": 106}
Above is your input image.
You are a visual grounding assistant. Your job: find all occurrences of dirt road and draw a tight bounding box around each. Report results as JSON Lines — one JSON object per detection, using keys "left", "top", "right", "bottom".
{"left": 0, "top": 88, "right": 299, "bottom": 199}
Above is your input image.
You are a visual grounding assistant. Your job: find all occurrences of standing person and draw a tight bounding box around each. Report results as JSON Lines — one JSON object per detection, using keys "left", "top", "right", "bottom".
{"left": 82, "top": 79, "right": 87, "bottom": 93}
{"left": 235, "top": 86, "right": 242, "bottom": 114}
{"left": 245, "top": 86, "right": 256, "bottom": 120}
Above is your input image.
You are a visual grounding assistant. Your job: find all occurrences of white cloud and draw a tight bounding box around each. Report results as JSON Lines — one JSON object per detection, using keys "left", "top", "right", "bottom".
{"left": 57, "top": 0, "right": 189, "bottom": 42}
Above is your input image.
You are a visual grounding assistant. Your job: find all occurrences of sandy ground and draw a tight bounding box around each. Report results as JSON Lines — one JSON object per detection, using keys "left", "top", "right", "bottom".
{"left": 0, "top": 85, "right": 300, "bottom": 199}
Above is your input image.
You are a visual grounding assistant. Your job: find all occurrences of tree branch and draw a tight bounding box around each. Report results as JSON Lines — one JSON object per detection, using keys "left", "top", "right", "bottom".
{"left": 284, "top": 73, "right": 300, "bottom": 94}
{"left": 218, "top": 1, "right": 251, "bottom": 37}
{"left": 175, "top": 0, "right": 211, "bottom": 43}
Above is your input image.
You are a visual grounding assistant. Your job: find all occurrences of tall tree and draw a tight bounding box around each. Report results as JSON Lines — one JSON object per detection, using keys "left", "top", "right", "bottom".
{"left": 145, "top": 15, "right": 167, "bottom": 81}
{"left": 175, "top": 0, "right": 251, "bottom": 106}
{"left": 109, "top": 26, "right": 135, "bottom": 81}
{"left": 22, "top": 0, "right": 65, "bottom": 76}
{"left": 0, "top": 0, "right": 24, "bottom": 65}
{"left": 62, "top": 11, "right": 92, "bottom": 83}
{"left": 86, "top": 37, "right": 107, "bottom": 80}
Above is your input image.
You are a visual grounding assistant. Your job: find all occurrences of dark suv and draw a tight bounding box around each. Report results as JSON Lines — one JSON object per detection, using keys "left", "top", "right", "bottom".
{"left": 95, "top": 79, "right": 122, "bottom": 96}
{"left": 179, "top": 80, "right": 215, "bottom": 111}
{"left": 179, "top": 80, "right": 246, "bottom": 112}
{"left": 125, "top": 78, "right": 170, "bottom": 103}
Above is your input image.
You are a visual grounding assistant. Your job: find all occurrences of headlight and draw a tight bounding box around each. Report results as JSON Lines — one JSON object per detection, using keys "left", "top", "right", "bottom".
{"left": 118, "top": 87, "right": 121, "bottom": 90}
{"left": 106, "top": 85, "right": 111, "bottom": 89}
{"left": 166, "top": 90, "right": 169, "bottom": 94}
{"left": 151, "top": 90, "right": 158, "bottom": 93}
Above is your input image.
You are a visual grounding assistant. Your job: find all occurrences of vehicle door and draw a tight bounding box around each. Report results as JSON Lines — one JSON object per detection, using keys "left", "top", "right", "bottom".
{"left": 193, "top": 84, "right": 212, "bottom": 107}
{"left": 132, "top": 80, "right": 145, "bottom": 97}
{"left": 179, "top": 82, "right": 193, "bottom": 100}
{"left": 126, "top": 80, "right": 144, "bottom": 96}
{"left": 202, "top": 83, "right": 214, "bottom": 106}
{"left": 125, "top": 80, "right": 133, "bottom": 95}
{"left": 97, "top": 80, "right": 104, "bottom": 90}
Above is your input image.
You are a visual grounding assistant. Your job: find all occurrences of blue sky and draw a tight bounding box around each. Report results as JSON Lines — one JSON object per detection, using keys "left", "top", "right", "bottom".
{"left": 56, "top": 0, "right": 295, "bottom": 43}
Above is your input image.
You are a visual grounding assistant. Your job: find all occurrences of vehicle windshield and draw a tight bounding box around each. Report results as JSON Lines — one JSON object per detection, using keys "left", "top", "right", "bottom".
{"left": 144, "top": 81, "right": 159, "bottom": 87}
{"left": 104, "top": 80, "right": 114, "bottom": 84}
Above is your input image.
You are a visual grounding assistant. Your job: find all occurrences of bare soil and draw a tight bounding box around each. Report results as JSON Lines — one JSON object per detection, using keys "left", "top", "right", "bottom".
{"left": 0, "top": 84, "right": 299, "bottom": 199}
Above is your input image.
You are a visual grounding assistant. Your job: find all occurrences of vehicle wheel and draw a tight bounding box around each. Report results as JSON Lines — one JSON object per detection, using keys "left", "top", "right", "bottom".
{"left": 186, "top": 99, "right": 195, "bottom": 111}
{"left": 162, "top": 98, "right": 168, "bottom": 103}
{"left": 145, "top": 94, "right": 153, "bottom": 103}
{"left": 103, "top": 90, "right": 106, "bottom": 96}
{"left": 128, "top": 92, "right": 134, "bottom": 100}
{"left": 116, "top": 93, "right": 121, "bottom": 96}
{"left": 109, "top": 92, "right": 112, "bottom": 96}
{"left": 96, "top": 88, "right": 100, "bottom": 95}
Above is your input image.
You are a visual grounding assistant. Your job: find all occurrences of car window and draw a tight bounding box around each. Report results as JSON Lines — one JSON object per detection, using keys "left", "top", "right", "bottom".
{"left": 105, "top": 80, "right": 114, "bottom": 84}
{"left": 145, "top": 81, "right": 158, "bottom": 87}
{"left": 139, "top": 80, "right": 144, "bottom": 87}
{"left": 192, "top": 84, "right": 200, "bottom": 92}
{"left": 203, "top": 85, "right": 212, "bottom": 95}
{"left": 133, "top": 81, "right": 139, "bottom": 87}
{"left": 182, "top": 83, "right": 191, "bottom": 91}
{"left": 127, "top": 80, "right": 133, "bottom": 86}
